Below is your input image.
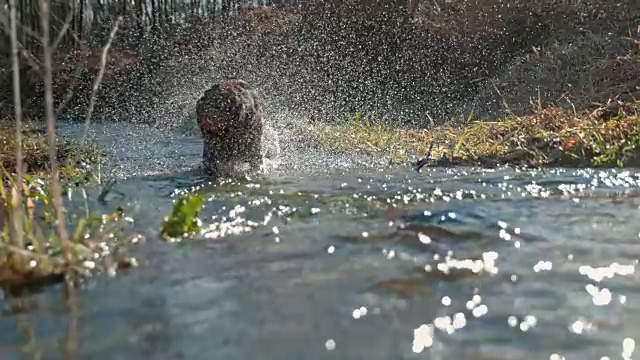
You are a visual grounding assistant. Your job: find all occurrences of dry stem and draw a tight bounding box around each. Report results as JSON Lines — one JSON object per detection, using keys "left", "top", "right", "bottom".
{"left": 8, "top": 0, "right": 24, "bottom": 249}
{"left": 40, "top": 0, "right": 71, "bottom": 259}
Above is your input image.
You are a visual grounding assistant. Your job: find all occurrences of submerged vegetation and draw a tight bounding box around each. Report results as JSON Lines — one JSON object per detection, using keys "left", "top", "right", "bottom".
{"left": 314, "top": 101, "right": 640, "bottom": 168}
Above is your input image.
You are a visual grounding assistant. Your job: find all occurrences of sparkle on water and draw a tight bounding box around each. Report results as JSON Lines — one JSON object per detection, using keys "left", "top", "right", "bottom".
{"left": 2, "top": 119, "right": 639, "bottom": 359}
{"left": 2, "top": 0, "right": 638, "bottom": 356}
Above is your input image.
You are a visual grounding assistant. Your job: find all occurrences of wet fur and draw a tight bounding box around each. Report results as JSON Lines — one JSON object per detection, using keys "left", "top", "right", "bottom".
{"left": 196, "top": 79, "right": 267, "bottom": 176}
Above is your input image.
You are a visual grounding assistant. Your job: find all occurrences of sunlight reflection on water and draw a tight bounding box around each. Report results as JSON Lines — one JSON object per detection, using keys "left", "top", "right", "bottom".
{"left": 3, "top": 121, "right": 640, "bottom": 360}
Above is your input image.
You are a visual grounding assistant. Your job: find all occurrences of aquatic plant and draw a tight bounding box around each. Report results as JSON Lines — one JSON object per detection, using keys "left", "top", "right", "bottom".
{"left": 160, "top": 193, "right": 204, "bottom": 241}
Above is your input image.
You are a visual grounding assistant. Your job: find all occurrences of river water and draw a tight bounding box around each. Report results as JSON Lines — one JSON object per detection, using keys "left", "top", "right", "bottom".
{"left": 2, "top": 120, "right": 640, "bottom": 360}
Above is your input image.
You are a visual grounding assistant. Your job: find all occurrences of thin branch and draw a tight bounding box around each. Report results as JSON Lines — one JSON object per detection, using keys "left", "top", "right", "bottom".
{"left": 413, "top": 140, "right": 436, "bottom": 172}
{"left": 425, "top": 111, "right": 435, "bottom": 127}
{"left": 1, "top": 4, "right": 81, "bottom": 79}
{"left": 40, "top": 0, "right": 71, "bottom": 258}
{"left": 53, "top": 59, "right": 86, "bottom": 118}
{"left": 80, "top": 16, "right": 123, "bottom": 146}
{"left": 0, "top": 12, "right": 44, "bottom": 44}
{"left": 52, "top": 1, "right": 75, "bottom": 51}
{"left": 18, "top": 43, "right": 44, "bottom": 75}
{"left": 0, "top": 243, "right": 65, "bottom": 265}
{"left": 9, "top": 0, "right": 24, "bottom": 249}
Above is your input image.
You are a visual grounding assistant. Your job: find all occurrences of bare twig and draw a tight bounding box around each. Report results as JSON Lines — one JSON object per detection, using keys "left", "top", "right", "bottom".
{"left": 432, "top": 0, "right": 441, "bottom": 14}
{"left": 0, "top": 8, "right": 43, "bottom": 72}
{"left": 490, "top": 79, "right": 522, "bottom": 121}
{"left": 52, "top": 1, "right": 75, "bottom": 51}
{"left": 0, "top": 243, "right": 65, "bottom": 265}
{"left": 80, "top": 16, "right": 122, "bottom": 146}
{"left": 413, "top": 140, "right": 436, "bottom": 172}
{"left": 54, "top": 52, "right": 89, "bottom": 119}
{"left": 18, "top": 44, "right": 44, "bottom": 75}
{"left": 8, "top": 0, "right": 24, "bottom": 249}
{"left": 47, "top": 10, "right": 93, "bottom": 118}
{"left": 425, "top": 111, "right": 435, "bottom": 127}
{"left": 0, "top": 15, "right": 43, "bottom": 45}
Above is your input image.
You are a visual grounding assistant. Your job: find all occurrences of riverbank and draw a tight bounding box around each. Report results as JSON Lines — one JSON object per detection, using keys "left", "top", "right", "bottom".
{"left": 0, "top": 119, "right": 141, "bottom": 293}
{"left": 312, "top": 101, "right": 640, "bottom": 169}
{"left": 0, "top": 119, "right": 108, "bottom": 181}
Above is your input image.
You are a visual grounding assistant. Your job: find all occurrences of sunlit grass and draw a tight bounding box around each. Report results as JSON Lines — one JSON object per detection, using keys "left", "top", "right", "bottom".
{"left": 0, "top": 118, "right": 108, "bottom": 185}
{"left": 313, "top": 103, "right": 640, "bottom": 168}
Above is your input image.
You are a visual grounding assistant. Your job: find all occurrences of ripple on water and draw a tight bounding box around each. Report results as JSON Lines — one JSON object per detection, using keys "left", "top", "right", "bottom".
{"left": 5, "top": 120, "right": 640, "bottom": 359}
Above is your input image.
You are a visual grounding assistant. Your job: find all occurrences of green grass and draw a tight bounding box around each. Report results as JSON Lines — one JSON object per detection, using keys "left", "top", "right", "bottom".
{"left": 312, "top": 103, "right": 640, "bottom": 168}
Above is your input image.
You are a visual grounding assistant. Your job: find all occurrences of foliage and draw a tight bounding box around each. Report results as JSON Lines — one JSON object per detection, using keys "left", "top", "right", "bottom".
{"left": 0, "top": 0, "right": 138, "bottom": 292}
{"left": 0, "top": 118, "right": 139, "bottom": 291}
{"left": 160, "top": 193, "right": 204, "bottom": 240}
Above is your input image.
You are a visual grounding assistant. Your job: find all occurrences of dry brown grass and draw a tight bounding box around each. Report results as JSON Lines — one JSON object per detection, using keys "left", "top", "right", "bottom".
{"left": 313, "top": 101, "right": 640, "bottom": 168}
{"left": 0, "top": 117, "right": 107, "bottom": 181}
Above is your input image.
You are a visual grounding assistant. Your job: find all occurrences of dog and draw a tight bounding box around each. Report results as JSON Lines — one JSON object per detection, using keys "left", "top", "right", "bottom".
{"left": 196, "top": 78, "right": 279, "bottom": 177}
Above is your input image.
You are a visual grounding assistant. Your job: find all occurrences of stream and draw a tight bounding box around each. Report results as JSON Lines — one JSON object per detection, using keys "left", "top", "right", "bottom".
{"left": 1, "top": 120, "right": 640, "bottom": 360}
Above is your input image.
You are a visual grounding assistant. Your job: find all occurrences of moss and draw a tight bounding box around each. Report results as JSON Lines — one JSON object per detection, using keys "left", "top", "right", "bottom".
{"left": 313, "top": 102, "right": 640, "bottom": 168}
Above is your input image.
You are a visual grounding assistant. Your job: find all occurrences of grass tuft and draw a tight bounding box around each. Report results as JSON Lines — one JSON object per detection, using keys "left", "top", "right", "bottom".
{"left": 0, "top": 118, "right": 140, "bottom": 292}
{"left": 0, "top": 170, "right": 142, "bottom": 291}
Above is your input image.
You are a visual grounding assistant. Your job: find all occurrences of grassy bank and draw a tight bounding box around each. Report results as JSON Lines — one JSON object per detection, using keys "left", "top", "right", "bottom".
{"left": 0, "top": 119, "right": 108, "bottom": 182}
{"left": 0, "top": 119, "right": 140, "bottom": 293}
{"left": 304, "top": 7, "right": 640, "bottom": 168}
{"left": 313, "top": 101, "right": 640, "bottom": 169}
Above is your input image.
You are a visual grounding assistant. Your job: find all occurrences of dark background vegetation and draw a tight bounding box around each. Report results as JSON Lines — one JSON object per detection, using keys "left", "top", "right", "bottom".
{"left": 1, "top": 0, "right": 639, "bottom": 127}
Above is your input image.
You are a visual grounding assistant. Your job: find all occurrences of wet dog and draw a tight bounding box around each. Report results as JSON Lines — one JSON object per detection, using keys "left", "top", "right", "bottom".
{"left": 196, "top": 79, "right": 277, "bottom": 177}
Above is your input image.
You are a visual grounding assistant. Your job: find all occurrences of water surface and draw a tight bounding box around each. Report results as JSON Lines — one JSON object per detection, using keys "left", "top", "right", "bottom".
{"left": 2, "top": 121, "right": 640, "bottom": 360}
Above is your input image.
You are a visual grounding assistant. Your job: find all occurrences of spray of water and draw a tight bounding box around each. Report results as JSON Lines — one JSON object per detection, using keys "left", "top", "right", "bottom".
{"left": 73, "top": 3, "right": 568, "bottom": 178}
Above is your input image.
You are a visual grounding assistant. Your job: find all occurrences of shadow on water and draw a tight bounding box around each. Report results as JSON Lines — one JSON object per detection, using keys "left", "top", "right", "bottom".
{"left": 2, "top": 120, "right": 640, "bottom": 359}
